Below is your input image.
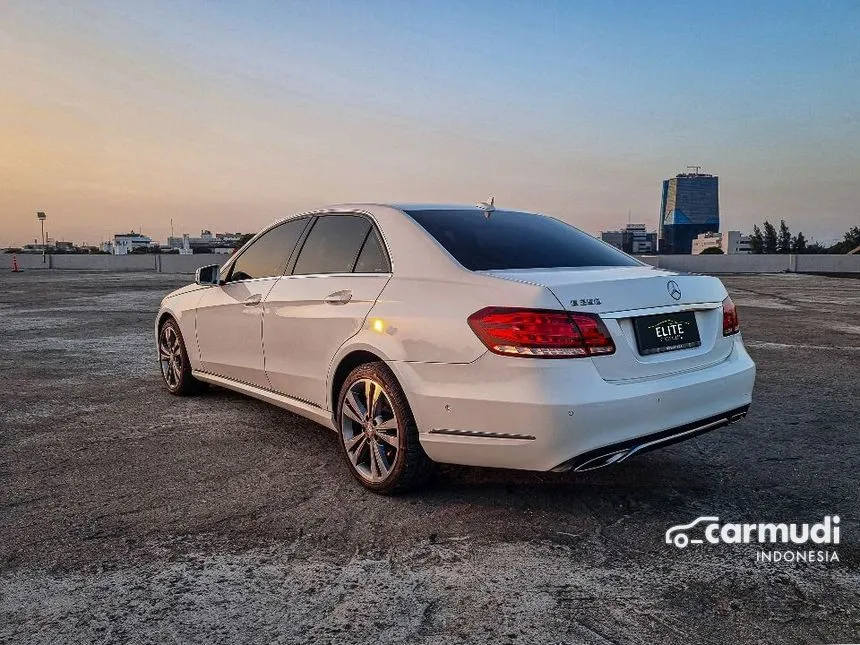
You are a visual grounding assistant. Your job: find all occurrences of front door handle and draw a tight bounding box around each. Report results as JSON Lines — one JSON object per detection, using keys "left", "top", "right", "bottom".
{"left": 243, "top": 294, "right": 262, "bottom": 306}
{"left": 324, "top": 290, "right": 352, "bottom": 305}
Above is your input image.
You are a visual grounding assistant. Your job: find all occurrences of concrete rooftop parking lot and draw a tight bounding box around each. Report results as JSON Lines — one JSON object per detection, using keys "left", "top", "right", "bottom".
{"left": 1, "top": 271, "right": 858, "bottom": 644}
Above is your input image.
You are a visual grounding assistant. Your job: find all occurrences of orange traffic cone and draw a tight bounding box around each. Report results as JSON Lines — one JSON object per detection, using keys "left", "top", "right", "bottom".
{"left": 11, "top": 253, "right": 22, "bottom": 272}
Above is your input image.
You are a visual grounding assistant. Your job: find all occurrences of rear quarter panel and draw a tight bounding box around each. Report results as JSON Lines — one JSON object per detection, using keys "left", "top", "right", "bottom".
{"left": 348, "top": 273, "right": 564, "bottom": 364}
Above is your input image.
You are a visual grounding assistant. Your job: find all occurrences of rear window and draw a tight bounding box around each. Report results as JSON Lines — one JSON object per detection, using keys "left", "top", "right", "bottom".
{"left": 403, "top": 209, "right": 640, "bottom": 271}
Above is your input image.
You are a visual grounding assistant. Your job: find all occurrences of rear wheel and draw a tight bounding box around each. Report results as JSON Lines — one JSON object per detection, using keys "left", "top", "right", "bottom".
{"left": 337, "top": 362, "right": 433, "bottom": 494}
{"left": 158, "top": 318, "right": 204, "bottom": 395}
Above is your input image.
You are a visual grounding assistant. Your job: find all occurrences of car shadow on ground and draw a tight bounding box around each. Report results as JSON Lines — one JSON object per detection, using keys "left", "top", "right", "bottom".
{"left": 179, "top": 382, "right": 839, "bottom": 555}
{"left": 207, "top": 383, "right": 741, "bottom": 493}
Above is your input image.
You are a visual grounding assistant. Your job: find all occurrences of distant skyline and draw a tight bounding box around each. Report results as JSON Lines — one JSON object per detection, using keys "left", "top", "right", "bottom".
{"left": 1, "top": 1, "right": 858, "bottom": 246}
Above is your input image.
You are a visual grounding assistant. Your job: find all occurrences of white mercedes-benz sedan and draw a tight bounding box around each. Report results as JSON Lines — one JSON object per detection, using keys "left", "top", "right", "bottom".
{"left": 155, "top": 203, "right": 755, "bottom": 493}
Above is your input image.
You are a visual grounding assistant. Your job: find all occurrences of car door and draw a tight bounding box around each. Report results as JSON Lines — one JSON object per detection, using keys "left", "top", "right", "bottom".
{"left": 263, "top": 214, "right": 392, "bottom": 408}
{"left": 195, "top": 217, "right": 310, "bottom": 387}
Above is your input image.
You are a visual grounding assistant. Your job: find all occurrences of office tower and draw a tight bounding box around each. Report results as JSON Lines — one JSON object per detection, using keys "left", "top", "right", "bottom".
{"left": 658, "top": 171, "right": 719, "bottom": 254}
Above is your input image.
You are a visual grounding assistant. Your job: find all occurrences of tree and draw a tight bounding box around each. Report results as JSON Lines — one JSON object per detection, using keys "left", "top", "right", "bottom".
{"left": 847, "top": 226, "right": 860, "bottom": 250}
{"left": 762, "top": 221, "right": 778, "bottom": 254}
{"left": 791, "top": 232, "right": 807, "bottom": 253}
{"left": 831, "top": 226, "right": 860, "bottom": 254}
{"left": 749, "top": 225, "right": 764, "bottom": 254}
{"left": 777, "top": 220, "right": 791, "bottom": 254}
{"left": 700, "top": 246, "right": 724, "bottom": 254}
{"left": 235, "top": 233, "right": 255, "bottom": 249}
{"left": 805, "top": 241, "right": 828, "bottom": 254}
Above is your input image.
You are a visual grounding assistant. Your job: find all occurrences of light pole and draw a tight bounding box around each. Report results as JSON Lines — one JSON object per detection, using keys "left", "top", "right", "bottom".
{"left": 37, "top": 212, "right": 46, "bottom": 263}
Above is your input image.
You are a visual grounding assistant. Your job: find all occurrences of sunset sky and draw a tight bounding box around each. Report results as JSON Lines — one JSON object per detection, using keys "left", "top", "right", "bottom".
{"left": 1, "top": 0, "right": 858, "bottom": 247}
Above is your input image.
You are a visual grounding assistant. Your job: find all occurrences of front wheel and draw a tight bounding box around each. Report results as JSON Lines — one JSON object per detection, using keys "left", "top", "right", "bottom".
{"left": 158, "top": 318, "right": 204, "bottom": 395}
{"left": 337, "top": 362, "right": 433, "bottom": 494}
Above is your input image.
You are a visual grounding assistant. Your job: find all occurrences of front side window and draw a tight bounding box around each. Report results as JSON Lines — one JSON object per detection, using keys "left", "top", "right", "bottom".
{"left": 228, "top": 217, "right": 309, "bottom": 282}
{"left": 292, "top": 215, "right": 373, "bottom": 275}
{"left": 403, "top": 209, "right": 641, "bottom": 271}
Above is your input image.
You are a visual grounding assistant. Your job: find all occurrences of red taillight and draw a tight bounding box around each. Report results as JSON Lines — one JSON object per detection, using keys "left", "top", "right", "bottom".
{"left": 722, "top": 296, "right": 740, "bottom": 336}
{"left": 467, "top": 307, "right": 615, "bottom": 358}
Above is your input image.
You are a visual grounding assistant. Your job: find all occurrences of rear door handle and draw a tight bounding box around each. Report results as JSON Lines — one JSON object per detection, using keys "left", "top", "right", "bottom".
{"left": 324, "top": 290, "right": 352, "bottom": 305}
{"left": 243, "top": 294, "right": 262, "bottom": 306}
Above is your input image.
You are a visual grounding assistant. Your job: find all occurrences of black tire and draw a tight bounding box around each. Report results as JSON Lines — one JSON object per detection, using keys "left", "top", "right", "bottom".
{"left": 158, "top": 318, "right": 205, "bottom": 396}
{"left": 337, "top": 362, "right": 434, "bottom": 494}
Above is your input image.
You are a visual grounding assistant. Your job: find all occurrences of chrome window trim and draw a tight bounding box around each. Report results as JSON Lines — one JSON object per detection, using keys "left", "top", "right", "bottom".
{"left": 289, "top": 211, "right": 392, "bottom": 277}
{"left": 221, "top": 216, "right": 312, "bottom": 284}
{"left": 220, "top": 209, "right": 394, "bottom": 284}
{"left": 278, "top": 272, "right": 393, "bottom": 280}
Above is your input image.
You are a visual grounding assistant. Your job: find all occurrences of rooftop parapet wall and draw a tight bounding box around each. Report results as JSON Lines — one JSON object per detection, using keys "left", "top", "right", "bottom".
{"left": 7, "top": 253, "right": 227, "bottom": 273}
{"left": 637, "top": 254, "right": 860, "bottom": 274}
{"left": 5, "top": 253, "right": 859, "bottom": 275}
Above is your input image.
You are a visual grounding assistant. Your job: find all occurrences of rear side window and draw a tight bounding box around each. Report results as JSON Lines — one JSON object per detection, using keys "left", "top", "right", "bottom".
{"left": 404, "top": 209, "right": 640, "bottom": 271}
{"left": 354, "top": 230, "right": 390, "bottom": 273}
{"left": 229, "top": 217, "right": 309, "bottom": 281}
{"left": 292, "top": 215, "right": 372, "bottom": 275}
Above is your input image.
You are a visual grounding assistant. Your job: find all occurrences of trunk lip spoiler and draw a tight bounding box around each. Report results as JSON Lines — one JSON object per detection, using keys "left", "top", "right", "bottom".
{"left": 596, "top": 301, "right": 722, "bottom": 319}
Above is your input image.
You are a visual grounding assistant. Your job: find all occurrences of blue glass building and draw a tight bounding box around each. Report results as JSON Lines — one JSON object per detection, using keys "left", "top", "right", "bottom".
{"left": 658, "top": 173, "right": 720, "bottom": 254}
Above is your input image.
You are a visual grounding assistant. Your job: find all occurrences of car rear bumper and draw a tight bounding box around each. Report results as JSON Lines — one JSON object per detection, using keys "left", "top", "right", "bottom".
{"left": 391, "top": 337, "right": 756, "bottom": 471}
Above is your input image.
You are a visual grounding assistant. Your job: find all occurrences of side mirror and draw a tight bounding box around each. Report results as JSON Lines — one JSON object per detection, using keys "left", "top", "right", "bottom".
{"left": 195, "top": 264, "right": 221, "bottom": 285}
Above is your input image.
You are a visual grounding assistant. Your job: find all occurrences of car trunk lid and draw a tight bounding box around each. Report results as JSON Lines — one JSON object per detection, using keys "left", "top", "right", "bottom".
{"left": 482, "top": 266, "right": 733, "bottom": 381}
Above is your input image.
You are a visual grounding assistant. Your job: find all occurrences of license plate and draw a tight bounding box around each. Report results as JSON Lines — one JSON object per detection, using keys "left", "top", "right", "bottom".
{"left": 633, "top": 311, "right": 701, "bottom": 355}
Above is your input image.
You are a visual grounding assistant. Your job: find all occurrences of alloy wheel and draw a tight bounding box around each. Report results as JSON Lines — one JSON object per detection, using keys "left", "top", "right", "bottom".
{"left": 159, "top": 325, "right": 183, "bottom": 389}
{"left": 340, "top": 378, "right": 400, "bottom": 483}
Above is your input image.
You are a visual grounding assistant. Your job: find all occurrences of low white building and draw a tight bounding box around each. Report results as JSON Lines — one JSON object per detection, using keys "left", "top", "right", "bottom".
{"left": 692, "top": 231, "right": 750, "bottom": 255}
{"left": 113, "top": 232, "right": 155, "bottom": 255}
{"left": 167, "top": 230, "right": 244, "bottom": 251}
{"left": 178, "top": 233, "right": 193, "bottom": 255}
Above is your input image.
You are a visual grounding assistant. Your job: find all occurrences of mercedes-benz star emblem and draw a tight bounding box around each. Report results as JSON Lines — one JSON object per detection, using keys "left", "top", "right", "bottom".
{"left": 667, "top": 280, "right": 682, "bottom": 301}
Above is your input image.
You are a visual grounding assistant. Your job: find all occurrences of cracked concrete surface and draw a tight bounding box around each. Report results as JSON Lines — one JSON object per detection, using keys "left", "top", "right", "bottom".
{"left": 1, "top": 271, "right": 858, "bottom": 644}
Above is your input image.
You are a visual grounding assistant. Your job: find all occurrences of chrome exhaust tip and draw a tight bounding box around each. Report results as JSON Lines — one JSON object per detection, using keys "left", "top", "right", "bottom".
{"left": 571, "top": 449, "right": 630, "bottom": 472}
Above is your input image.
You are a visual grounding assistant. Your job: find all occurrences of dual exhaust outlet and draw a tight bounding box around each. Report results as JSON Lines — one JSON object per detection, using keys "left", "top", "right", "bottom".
{"left": 554, "top": 407, "right": 749, "bottom": 473}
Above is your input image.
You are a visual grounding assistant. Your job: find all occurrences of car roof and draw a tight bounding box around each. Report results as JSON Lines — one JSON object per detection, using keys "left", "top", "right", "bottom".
{"left": 389, "top": 203, "right": 492, "bottom": 212}
{"left": 228, "top": 202, "right": 577, "bottom": 281}
{"left": 321, "top": 202, "right": 543, "bottom": 216}
{"left": 240, "top": 203, "right": 495, "bottom": 280}
{"left": 320, "top": 202, "right": 488, "bottom": 212}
